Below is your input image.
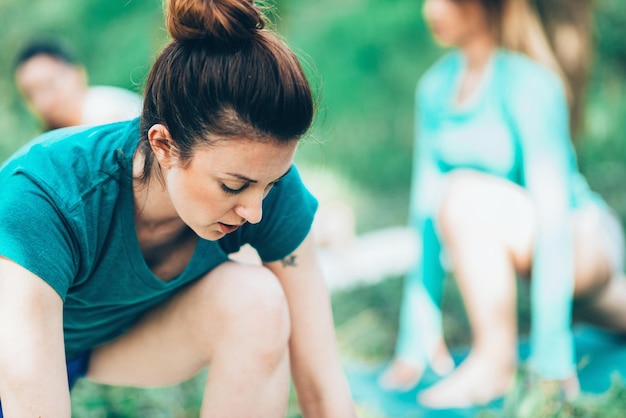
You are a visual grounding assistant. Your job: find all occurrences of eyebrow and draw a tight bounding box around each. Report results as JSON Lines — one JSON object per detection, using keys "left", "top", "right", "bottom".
{"left": 225, "top": 166, "right": 293, "bottom": 184}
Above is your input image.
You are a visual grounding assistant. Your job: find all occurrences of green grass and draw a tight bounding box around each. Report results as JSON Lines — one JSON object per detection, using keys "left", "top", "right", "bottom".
{"left": 71, "top": 368, "right": 304, "bottom": 417}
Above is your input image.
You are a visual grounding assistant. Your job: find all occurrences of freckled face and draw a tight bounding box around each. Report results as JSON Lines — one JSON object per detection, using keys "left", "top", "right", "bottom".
{"left": 422, "top": 0, "right": 490, "bottom": 48}
{"left": 164, "top": 138, "right": 297, "bottom": 241}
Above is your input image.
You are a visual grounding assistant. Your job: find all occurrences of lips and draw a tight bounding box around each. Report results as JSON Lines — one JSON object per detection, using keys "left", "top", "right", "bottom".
{"left": 219, "top": 222, "right": 240, "bottom": 234}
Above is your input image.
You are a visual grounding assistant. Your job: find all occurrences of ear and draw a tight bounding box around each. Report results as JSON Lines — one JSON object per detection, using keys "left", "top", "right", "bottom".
{"left": 148, "top": 124, "right": 178, "bottom": 169}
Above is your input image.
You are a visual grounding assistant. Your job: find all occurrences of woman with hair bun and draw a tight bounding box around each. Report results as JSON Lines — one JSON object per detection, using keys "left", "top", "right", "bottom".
{"left": 379, "top": 0, "right": 626, "bottom": 409}
{"left": 0, "top": 0, "right": 356, "bottom": 416}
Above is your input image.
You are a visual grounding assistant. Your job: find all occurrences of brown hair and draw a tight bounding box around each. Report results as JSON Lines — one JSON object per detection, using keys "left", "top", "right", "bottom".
{"left": 138, "top": 0, "right": 314, "bottom": 180}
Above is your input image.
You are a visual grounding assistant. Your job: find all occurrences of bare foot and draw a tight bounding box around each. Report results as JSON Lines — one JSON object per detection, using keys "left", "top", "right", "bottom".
{"left": 379, "top": 341, "right": 454, "bottom": 391}
{"left": 418, "top": 352, "right": 515, "bottom": 409}
{"left": 378, "top": 359, "right": 424, "bottom": 391}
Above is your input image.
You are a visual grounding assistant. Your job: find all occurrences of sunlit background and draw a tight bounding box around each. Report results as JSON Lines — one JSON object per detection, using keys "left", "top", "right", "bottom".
{"left": 2, "top": 0, "right": 626, "bottom": 416}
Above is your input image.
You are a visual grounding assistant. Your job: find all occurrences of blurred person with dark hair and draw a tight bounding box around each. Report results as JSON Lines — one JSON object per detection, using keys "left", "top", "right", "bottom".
{"left": 0, "top": 1, "right": 356, "bottom": 417}
{"left": 14, "top": 39, "right": 142, "bottom": 131}
{"left": 379, "top": 0, "right": 626, "bottom": 409}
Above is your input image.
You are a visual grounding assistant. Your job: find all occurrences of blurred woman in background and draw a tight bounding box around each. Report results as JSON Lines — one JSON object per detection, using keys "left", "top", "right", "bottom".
{"left": 380, "top": 0, "right": 626, "bottom": 409}
{"left": 14, "top": 39, "right": 142, "bottom": 131}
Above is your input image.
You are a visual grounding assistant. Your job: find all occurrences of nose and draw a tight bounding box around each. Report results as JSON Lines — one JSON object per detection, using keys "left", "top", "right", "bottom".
{"left": 234, "top": 192, "right": 264, "bottom": 225}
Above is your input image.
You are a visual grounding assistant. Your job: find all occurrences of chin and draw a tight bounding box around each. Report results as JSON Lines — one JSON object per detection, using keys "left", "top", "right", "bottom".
{"left": 193, "top": 225, "right": 224, "bottom": 241}
{"left": 432, "top": 36, "right": 456, "bottom": 48}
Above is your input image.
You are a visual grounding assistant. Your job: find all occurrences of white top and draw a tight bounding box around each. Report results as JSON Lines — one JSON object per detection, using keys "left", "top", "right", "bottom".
{"left": 82, "top": 86, "right": 142, "bottom": 126}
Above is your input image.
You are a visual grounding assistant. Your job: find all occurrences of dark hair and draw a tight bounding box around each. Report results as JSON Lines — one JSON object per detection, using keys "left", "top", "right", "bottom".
{"left": 138, "top": 0, "right": 314, "bottom": 181}
{"left": 14, "top": 39, "right": 79, "bottom": 73}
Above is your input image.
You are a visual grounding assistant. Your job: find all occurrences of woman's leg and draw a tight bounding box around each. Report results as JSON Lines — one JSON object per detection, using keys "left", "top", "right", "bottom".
{"left": 571, "top": 203, "right": 626, "bottom": 332}
{"left": 419, "top": 171, "right": 626, "bottom": 408}
{"left": 419, "top": 170, "right": 536, "bottom": 408}
{"left": 86, "top": 261, "right": 291, "bottom": 418}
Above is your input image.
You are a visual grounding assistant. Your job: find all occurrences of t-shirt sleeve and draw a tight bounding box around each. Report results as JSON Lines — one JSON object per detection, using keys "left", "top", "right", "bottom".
{"left": 220, "top": 165, "right": 318, "bottom": 262}
{"left": 0, "top": 172, "right": 79, "bottom": 300}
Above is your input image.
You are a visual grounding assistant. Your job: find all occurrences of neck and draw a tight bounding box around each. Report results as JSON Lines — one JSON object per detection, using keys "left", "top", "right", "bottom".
{"left": 132, "top": 150, "right": 182, "bottom": 228}
{"left": 460, "top": 31, "right": 498, "bottom": 72}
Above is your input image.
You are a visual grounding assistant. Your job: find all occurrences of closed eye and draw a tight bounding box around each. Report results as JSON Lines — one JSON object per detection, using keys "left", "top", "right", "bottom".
{"left": 221, "top": 183, "right": 249, "bottom": 195}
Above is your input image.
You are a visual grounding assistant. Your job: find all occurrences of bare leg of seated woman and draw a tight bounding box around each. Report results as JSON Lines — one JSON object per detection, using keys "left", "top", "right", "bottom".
{"left": 418, "top": 170, "right": 626, "bottom": 409}
{"left": 86, "top": 261, "right": 291, "bottom": 418}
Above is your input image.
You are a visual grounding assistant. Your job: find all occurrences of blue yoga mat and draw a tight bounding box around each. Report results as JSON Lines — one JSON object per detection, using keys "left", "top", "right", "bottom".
{"left": 346, "top": 327, "right": 626, "bottom": 417}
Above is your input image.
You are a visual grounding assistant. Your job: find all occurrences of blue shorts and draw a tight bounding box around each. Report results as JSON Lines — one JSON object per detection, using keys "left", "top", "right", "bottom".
{"left": 0, "top": 351, "right": 89, "bottom": 417}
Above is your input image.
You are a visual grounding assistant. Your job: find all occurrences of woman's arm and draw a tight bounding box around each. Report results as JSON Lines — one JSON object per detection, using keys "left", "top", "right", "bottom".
{"left": 264, "top": 233, "right": 356, "bottom": 418}
{"left": 0, "top": 256, "right": 70, "bottom": 416}
{"left": 506, "top": 62, "right": 576, "bottom": 381}
{"left": 394, "top": 81, "right": 447, "bottom": 366}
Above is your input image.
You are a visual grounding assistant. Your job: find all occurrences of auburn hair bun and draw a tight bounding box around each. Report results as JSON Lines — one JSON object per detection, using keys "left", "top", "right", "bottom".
{"left": 166, "top": 0, "right": 265, "bottom": 46}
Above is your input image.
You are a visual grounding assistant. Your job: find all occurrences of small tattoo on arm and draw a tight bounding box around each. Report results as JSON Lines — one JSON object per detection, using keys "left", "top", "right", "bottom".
{"left": 281, "top": 254, "right": 297, "bottom": 268}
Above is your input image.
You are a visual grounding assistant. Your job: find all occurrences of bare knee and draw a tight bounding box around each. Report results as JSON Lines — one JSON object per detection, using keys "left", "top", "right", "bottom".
{"left": 213, "top": 263, "right": 291, "bottom": 339}
{"left": 192, "top": 263, "right": 291, "bottom": 361}
{"left": 437, "top": 171, "right": 486, "bottom": 242}
{"left": 437, "top": 171, "right": 535, "bottom": 271}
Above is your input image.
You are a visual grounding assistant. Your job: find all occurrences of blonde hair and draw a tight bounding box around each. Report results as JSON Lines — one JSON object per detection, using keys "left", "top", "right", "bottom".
{"left": 483, "top": 0, "right": 572, "bottom": 105}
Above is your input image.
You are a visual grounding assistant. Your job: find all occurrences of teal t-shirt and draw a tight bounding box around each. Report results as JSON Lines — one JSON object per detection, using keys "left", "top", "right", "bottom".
{"left": 0, "top": 119, "right": 318, "bottom": 359}
{"left": 397, "top": 50, "right": 601, "bottom": 379}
